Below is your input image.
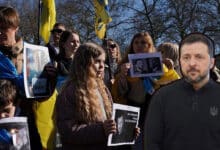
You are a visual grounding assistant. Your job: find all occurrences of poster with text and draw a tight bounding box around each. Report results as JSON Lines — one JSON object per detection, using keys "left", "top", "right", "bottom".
{"left": 23, "top": 42, "right": 51, "bottom": 98}
{"left": 107, "top": 103, "right": 140, "bottom": 146}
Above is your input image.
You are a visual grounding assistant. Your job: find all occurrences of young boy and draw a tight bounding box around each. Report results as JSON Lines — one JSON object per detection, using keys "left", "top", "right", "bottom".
{"left": 0, "top": 79, "right": 19, "bottom": 149}
{"left": 0, "top": 79, "right": 18, "bottom": 119}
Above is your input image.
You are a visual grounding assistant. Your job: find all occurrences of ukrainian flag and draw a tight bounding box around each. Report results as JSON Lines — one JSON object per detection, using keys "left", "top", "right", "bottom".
{"left": 40, "top": 0, "right": 56, "bottom": 43}
{"left": 93, "top": 0, "right": 112, "bottom": 39}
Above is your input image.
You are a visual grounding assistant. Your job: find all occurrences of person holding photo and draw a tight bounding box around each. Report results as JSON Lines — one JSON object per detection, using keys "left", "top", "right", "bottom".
{"left": 56, "top": 42, "right": 140, "bottom": 149}
{"left": 0, "top": 6, "right": 44, "bottom": 149}
{"left": 112, "top": 32, "right": 180, "bottom": 150}
{"left": 0, "top": 79, "right": 31, "bottom": 149}
{"left": 55, "top": 42, "right": 117, "bottom": 149}
{"left": 0, "top": 6, "right": 59, "bottom": 150}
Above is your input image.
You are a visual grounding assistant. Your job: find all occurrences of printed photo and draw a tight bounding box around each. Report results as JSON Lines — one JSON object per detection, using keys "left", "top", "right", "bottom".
{"left": 23, "top": 42, "right": 51, "bottom": 98}
{"left": 128, "top": 52, "right": 163, "bottom": 77}
{"left": 108, "top": 103, "right": 140, "bottom": 146}
{"left": 0, "top": 117, "right": 31, "bottom": 150}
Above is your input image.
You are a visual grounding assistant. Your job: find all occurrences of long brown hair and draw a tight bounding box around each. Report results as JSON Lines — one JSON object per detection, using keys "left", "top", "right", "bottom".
{"left": 103, "top": 38, "right": 122, "bottom": 64}
{"left": 61, "top": 42, "right": 112, "bottom": 123}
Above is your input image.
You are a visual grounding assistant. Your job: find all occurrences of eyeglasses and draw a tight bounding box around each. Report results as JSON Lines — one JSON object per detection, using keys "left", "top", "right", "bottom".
{"left": 51, "top": 29, "right": 63, "bottom": 34}
{"left": 109, "top": 44, "right": 116, "bottom": 49}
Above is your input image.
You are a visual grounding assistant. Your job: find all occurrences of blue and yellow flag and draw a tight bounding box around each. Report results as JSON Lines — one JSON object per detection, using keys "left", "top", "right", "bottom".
{"left": 40, "top": 0, "right": 56, "bottom": 43}
{"left": 93, "top": 0, "right": 112, "bottom": 39}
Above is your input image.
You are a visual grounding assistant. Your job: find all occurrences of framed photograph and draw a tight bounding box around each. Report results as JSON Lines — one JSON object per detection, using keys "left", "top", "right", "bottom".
{"left": 23, "top": 42, "right": 51, "bottom": 98}
{"left": 0, "top": 117, "right": 31, "bottom": 150}
{"left": 107, "top": 103, "right": 140, "bottom": 146}
{"left": 128, "top": 52, "right": 163, "bottom": 77}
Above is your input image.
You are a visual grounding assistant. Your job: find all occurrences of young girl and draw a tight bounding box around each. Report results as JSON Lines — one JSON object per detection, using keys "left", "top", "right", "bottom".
{"left": 56, "top": 30, "right": 80, "bottom": 91}
{"left": 157, "top": 42, "right": 181, "bottom": 76}
{"left": 56, "top": 42, "right": 117, "bottom": 149}
{"left": 57, "top": 30, "right": 80, "bottom": 76}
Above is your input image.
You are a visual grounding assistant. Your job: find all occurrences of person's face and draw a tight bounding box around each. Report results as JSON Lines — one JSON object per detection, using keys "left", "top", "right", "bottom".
{"left": 133, "top": 36, "right": 149, "bottom": 53}
{"left": 52, "top": 25, "right": 65, "bottom": 44}
{"left": 107, "top": 41, "right": 117, "bottom": 59}
{"left": 180, "top": 42, "right": 214, "bottom": 85}
{"left": 0, "top": 24, "right": 17, "bottom": 46}
{"left": 63, "top": 33, "right": 80, "bottom": 58}
{"left": 0, "top": 102, "right": 16, "bottom": 119}
{"left": 92, "top": 53, "right": 105, "bottom": 78}
{"left": 136, "top": 60, "right": 143, "bottom": 69}
{"left": 117, "top": 116, "right": 124, "bottom": 134}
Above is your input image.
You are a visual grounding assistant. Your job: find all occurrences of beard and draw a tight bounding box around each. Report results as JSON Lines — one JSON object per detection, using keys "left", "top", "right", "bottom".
{"left": 182, "top": 68, "right": 209, "bottom": 84}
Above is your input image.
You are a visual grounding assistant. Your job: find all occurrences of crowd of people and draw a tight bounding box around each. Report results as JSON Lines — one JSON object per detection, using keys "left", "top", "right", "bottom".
{"left": 1, "top": 5, "right": 220, "bottom": 150}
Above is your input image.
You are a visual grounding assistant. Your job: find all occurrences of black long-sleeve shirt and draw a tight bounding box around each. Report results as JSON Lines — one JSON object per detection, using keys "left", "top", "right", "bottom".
{"left": 145, "top": 79, "right": 220, "bottom": 150}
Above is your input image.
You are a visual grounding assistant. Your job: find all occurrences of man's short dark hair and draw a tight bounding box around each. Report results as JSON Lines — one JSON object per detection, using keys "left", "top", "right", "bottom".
{"left": 179, "top": 32, "right": 215, "bottom": 57}
{"left": 53, "top": 22, "right": 65, "bottom": 29}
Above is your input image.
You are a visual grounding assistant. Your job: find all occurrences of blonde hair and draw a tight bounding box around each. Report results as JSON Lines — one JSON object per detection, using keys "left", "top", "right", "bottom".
{"left": 105, "top": 38, "right": 122, "bottom": 63}
{"left": 121, "top": 32, "right": 155, "bottom": 64}
{"left": 157, "top": 42, "right": 179, "bottom": 68}
{"left": 61, "top": 42, "right": 112, "bottom": 123}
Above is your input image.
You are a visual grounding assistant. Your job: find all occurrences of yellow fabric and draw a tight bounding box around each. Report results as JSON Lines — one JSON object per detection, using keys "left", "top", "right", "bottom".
{"left": 93, "top": 0, "right": 112, "bottom": 39}
{"left": 40, "top": 0, "right": 56, "bottom": 43}
{"left": 33, "top": 90, "right": 58, "bottom": 150}
{"left": 154, "top": 65, "right": 180, "bottom": 89}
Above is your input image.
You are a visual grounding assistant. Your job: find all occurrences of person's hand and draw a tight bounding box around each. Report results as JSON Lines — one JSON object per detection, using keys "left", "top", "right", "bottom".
{"left": 110, "top": 79, "right": 115, "bottom": 85}
{"left": 163, "top": 58, "right": 174, "bottom": 70}
{"left": 103, "top": 119, "right": 117, "bottom": 136}
{"left": 44, "top": 62, "right": 57, "bottom": 79}
{"left": 41, "top": 62, "right": 58, "bottom": 95}
{"left": 134, "top": 127, "right": 140, "bottom": 139}
{"left": 120, "top": 63, "right": 131, "bottom": 76}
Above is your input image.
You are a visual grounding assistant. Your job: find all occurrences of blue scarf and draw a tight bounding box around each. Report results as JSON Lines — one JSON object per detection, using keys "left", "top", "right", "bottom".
{"left": 143, "top": 77, "right": 155, "bottom": 95}
{"left": 0, "top": 51, "right": 25, "bottom": 95}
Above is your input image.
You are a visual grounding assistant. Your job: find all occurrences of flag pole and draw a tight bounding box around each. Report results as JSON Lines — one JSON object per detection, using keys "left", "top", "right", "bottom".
{"left": 38, "top": 0, "right": 42, "bottom": 45}
{"left": 102, "top": 27, "right": 114, "bottom": 81}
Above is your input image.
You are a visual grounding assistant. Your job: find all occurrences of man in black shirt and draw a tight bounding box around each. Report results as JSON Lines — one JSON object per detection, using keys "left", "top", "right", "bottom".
{"left": 145, "top": 33, "right": 220, "bottom": 150}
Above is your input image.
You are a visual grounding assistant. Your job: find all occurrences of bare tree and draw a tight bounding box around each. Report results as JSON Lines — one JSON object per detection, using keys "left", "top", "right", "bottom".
{"left": 1, "top": 0, "right": 220, "bottom": 53}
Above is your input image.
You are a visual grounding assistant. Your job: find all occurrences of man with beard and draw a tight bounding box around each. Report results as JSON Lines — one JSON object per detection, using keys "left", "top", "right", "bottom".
{"left": 144, "top": 33, "right": 220, "bottom": 150}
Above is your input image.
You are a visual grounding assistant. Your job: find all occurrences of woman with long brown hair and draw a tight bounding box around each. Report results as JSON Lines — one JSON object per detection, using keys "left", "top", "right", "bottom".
{"left": 56, "top": 42, "right": 116, "bottom": 149}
